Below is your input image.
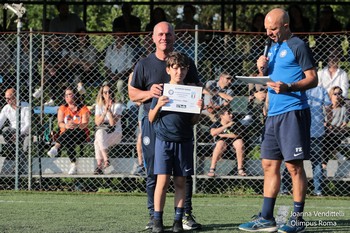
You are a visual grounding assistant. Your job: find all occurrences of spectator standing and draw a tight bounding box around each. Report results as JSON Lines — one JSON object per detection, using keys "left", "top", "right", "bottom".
{"left": 129, "top": 22, "right": 202, "bottom": 230}
{"left": 313, "top": 6, "right": 343, "bottom": 65}
{"left": 104, "top": 34, "right": 135, "bottom": 102}
{"left": 238, "top": 8, "right": 318, "bottom": 233}
{"left": 145, "top": 7, "right": 167, "bottom": 32}
{"left": 175, "top": 4, "right": 205, "bottom": 42}
{"left": 249, "top": 13, "right": 266, "bottom": 59}
{"left": 207, "top": 106, "right": 246, "bottom": 177}
{"left": 93, "top": 83, "right": 123, "bottom": 175}
{"left": 47, "top": 87, "right": 90, "bottom": 175}
{"left": 39, "top": 35, "right": 72, "bottom": 106}
{"left": 287, "top": 5, "right": 311, "bottom": 33}
{"left": 69, "top": 29, "right": 101, "bottom": 87}
{"left": 49, "top": 0, "right": 85, "bottom": 33}
{"left": 281, "top": 85, "right": 331, "bottom": 196}
{"left": 323, "top": 86, "right": 349, "bottom": 169}
{"left": 317, "top": 53, "right": 349, "bottom": 98}
{"left": 113, "top": 2, "right": 141, "bottom": 34}
{"left": 149, "top": 51, "right": 203, "bottom": 233}
{"left": 314, "top": 6, "right": 342, "bottom": 33}
{"left": 0, "top": 88, "right": 30, "bottom": 174}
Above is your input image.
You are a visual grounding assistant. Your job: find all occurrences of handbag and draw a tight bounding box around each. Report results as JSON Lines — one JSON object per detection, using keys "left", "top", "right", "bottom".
{"left": 96, "top": 123, "right": 115, "bottom": 134}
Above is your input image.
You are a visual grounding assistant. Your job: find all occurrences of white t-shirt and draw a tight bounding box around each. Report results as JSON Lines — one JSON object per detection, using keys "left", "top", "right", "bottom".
{"left": 95, "top": 103, "right": 124, "bottom": 134}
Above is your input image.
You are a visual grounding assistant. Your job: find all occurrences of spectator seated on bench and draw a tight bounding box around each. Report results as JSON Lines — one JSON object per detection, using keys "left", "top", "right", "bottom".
{"left": 0, "top": 88, "right": 30, "bottom": 175}
{"left": 93, "top": 83, "right": 123, "bottom": 175}
{"left": 47, "top": 86, "right": 91, "bottom": 175}
{"left": 207, "top": 106, "right": 246, "bottom": 177}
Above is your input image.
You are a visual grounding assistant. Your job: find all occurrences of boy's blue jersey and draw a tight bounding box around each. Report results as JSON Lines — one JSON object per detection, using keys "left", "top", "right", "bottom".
{"left": 150, "top": 97, "right": 194, "bottom": 142}
{"left": 267, "top": 36, "right": 315, "bottom": 116}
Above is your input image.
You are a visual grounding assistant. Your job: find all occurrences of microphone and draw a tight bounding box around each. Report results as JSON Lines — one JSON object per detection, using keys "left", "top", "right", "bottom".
{"left": 262, "top": 38, "right": 272, "bottom": 75}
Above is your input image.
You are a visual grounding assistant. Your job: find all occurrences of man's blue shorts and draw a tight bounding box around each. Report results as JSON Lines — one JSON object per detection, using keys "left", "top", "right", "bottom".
{"left": 141, "top": 116, "right": 156, "bottom": 176}
{"left": 154, "top": 138, "right": 194, "bottom": 176}
{"left": 261, "top": 109, "right": 311, "bottom": 161}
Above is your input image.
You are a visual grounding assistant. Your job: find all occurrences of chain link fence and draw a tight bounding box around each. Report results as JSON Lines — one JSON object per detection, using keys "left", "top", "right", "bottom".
{"left": 0, "top": 30, "right": 349, "bottom": 196}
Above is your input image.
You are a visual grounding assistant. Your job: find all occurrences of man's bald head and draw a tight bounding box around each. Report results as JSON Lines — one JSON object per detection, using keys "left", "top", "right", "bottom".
{"left": 152, "top": 21, "right": 175, "bottom": 56}
{"left": 265, "top": 8, "right": 289, "bottom": 26}
{"left": 264, "top": 8, "right": 291, "bottom": 42}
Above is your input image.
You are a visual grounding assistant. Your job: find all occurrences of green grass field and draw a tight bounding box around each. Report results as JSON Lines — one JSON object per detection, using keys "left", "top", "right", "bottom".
{"left": 0, "top": 191, "right": 349, "bottom": 233}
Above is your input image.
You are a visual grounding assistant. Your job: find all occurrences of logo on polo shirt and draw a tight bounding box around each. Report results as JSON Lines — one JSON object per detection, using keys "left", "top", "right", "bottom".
{"left": 280, "top": 49, "right": 287, "bottom": 58}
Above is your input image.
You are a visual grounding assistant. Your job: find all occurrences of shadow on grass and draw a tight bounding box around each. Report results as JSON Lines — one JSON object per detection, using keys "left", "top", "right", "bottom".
{"left": 139, "top": 223, "right": 240, "bottom": 232}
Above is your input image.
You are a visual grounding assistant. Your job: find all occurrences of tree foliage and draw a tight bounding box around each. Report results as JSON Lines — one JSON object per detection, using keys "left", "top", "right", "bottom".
{"left": 2, "top": 2, "right": 350, "bottom": 32}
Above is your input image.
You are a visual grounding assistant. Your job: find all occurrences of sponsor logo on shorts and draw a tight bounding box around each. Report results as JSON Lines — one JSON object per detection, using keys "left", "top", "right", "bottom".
{"left": 294, "top": 147, "right": 303, "bottom": 157}
{"left": 143, "top": 136, "right": 150, "bottom": 146}
{"left": 185, "top": 168, "right": 192, "bottom": 172}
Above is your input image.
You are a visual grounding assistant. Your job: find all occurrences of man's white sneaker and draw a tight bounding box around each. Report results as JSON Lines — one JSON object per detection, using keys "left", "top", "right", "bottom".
{"left": 44, "top": 99, "right": 55, "bottom": 106}
{"left": 33, "top": 87, "right": 43, "bottom": 98}
{"left": 77, "top": 83, "right": 86, "bottom": 95}
{"left": 47, "top": 146, "right": 58, "bottom": 158}
{"left": 68, "top": 163, "right": 77, "bottom": 175}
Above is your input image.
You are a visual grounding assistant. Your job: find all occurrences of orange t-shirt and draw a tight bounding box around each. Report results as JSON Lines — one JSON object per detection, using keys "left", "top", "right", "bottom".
{"left": 59, "top": 105, "right": 90, "bottom": 134}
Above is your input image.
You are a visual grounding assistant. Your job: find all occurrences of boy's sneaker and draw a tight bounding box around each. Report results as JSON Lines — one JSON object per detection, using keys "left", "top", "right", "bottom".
{"left": 182, "top": 213, "right": 202, "bottom": 230}
{"left": 145, "top": 216, "right": 154, "bottom": 230}
{"left": 278, "top": 217, "right": 306, "bottom": 233}
{"left": 152, "top": 219, "right": 164, "bottom": 233}
{"left": 68, "top": 163, "right": 77, "bottom": 175}
{"left": 238, "top": 213, "right": 278, "bottom": 232}
{"left": 172, "top": 220, "right": 184, "bottom": 233}
{"left": 33, "top": 87, "right": 43, "bottom": 98}
{"left": 47, "top": 146, "right": 58, "bottom": 158}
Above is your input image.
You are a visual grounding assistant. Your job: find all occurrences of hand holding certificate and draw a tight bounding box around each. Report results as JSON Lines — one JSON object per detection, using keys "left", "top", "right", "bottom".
{"left": 161, "top": 83, "right": 203, "bottom": 114}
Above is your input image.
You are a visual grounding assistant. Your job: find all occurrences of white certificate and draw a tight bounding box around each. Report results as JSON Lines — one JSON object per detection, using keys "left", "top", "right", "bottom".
{"left": 236, "top": 75, "right": 272, "bottom": 85}
{"left": 161, "top": 83, "right": 203, "bottom": 114}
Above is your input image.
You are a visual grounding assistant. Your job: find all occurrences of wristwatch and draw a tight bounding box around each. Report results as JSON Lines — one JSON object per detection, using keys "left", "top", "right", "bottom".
{"left": 287, "top": 83, "right": 293, "bottom": 92}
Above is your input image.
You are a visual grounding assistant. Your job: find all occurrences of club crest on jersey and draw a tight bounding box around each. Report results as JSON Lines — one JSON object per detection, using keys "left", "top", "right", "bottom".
{"left": 143, "top": 136, "right": 150, "bottom": 146}
{"left": 279, "top": 49, "right": 287, "bottom": 58}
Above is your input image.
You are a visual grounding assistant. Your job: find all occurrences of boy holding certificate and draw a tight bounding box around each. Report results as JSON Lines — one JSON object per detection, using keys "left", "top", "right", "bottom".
{"left": 148, "top": 52, "right": 203, "bottom": 233}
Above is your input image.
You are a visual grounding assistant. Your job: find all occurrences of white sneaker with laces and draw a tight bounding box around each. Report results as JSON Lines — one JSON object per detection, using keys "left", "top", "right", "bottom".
{"left": 47, "top": 146, "right": 58, "bottom": 158}
{"left": 44, "top": 99, "right": 55, "bottom": 106}
{"left": 33, "top": 87, "right": 43, "bottom": 98}
{"left": 68, "top": 163, "right": 77, "bottom": 175}
{"left": 77, "top": 83, "right": 86, "bottom": 95}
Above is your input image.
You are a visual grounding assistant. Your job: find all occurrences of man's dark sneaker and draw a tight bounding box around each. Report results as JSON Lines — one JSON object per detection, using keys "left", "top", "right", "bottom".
{"left": 172, "top": 220, "right": 184, "bottom": 233}
{"left": 93, "top": 167, "right": 103, "bottom": 175}
{"left": 152, "top": 219, "right": 164, "bottom": 233}
{"left": 238, "top": 212, "right": 277, "bottom": 232}
{"left": 278, "top": 217, "right": 306, "bottom": 233}
{"left": 182, "top": 213, "right": 202, "bottom": 230}
{"left": 145, "top": 216, "right": 154, "bottom": 230}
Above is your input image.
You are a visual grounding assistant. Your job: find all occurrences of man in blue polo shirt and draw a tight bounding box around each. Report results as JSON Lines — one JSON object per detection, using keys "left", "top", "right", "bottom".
{"left": 239, "top": 8, "right": 318, "bottom": 233}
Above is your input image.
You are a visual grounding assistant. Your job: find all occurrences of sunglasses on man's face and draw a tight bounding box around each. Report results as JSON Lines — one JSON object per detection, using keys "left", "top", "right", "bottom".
{"left": 333, "top": 92, "right": 342, "bottom": 96}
